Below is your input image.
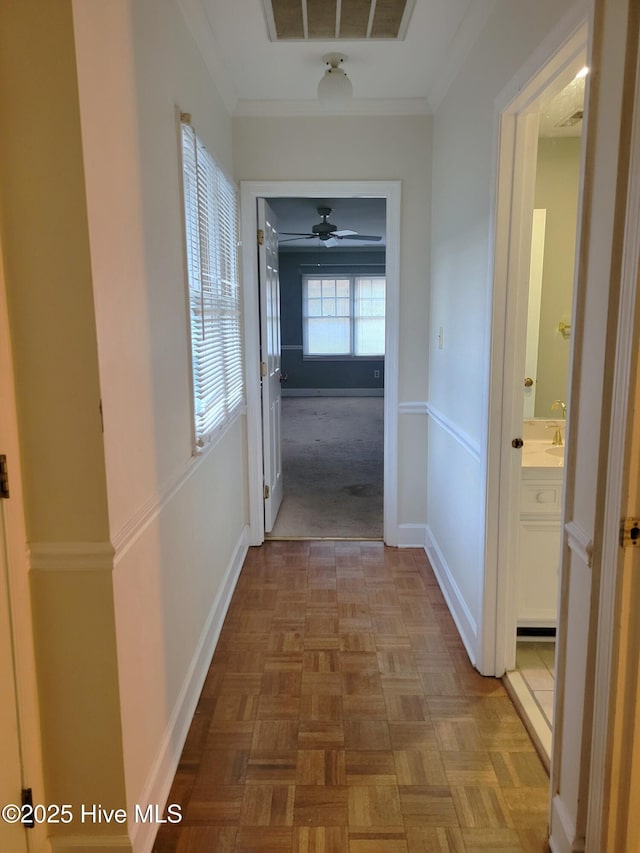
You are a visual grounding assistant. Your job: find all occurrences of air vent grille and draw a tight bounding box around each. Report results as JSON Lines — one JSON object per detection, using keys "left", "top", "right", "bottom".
{"left": 263, "top": 0, "right": 415, "bottom": 40}
{"left": 555, "top": 109, "right": 584, "bottom": 128}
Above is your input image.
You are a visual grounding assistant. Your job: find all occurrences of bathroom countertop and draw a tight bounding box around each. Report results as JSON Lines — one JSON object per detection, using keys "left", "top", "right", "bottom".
{"left": 522, "top": 440, "right": 565, "bottom": 469}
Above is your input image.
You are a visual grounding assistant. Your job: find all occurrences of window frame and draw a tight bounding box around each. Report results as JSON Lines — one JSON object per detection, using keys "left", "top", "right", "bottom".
{"left": 180, "top": 118, "right": 245, "bottom": 453}
{"left": 302, "top": 273, "right": 386, "bottom": 360}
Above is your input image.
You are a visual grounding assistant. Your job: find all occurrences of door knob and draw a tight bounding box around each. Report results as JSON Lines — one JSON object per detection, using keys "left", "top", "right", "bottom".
{"left": 524, "top": 377, "right": 534, "bottom": 387}
{"left": 512, "top": 438, "right": 524, "bottom": 449}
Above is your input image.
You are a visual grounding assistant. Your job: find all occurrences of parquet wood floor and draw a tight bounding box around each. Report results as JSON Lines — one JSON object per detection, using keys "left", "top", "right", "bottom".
{"left": 154, "top": 542, "right": 550, "bottom": 853}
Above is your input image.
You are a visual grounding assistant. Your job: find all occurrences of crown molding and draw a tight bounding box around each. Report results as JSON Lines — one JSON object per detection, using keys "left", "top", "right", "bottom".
{"left": 233, "top": 97, "right": 431, "bottom": 118}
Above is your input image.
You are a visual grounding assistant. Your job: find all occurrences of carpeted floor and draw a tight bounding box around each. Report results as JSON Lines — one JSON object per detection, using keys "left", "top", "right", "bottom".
{"left": 268, "top": 396, "right": 384, "bottom": 539}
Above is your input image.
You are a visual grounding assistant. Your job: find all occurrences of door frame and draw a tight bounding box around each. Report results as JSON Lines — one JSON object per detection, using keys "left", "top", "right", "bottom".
{"left": 485, "top": 17, "right": 588, "bottom": 676}
{"left": 0, "top": 237, "right": 45, "bottom": 852}
{"left": 240, "top": 180, "right": 401, "bottom": 546}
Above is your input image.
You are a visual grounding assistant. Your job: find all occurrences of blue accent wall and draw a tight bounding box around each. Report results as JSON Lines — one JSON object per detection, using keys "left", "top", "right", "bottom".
{"left": 279, "top": 249, "right": 386, "bottom": 392}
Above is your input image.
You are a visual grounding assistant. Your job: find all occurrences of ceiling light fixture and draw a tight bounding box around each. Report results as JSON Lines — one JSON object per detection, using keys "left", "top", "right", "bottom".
{"left": 317, "top": 53, "right": 353, "bottom": 104}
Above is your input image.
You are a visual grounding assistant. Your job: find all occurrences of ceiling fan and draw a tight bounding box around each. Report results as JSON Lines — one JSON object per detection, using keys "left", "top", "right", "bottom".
{"left": 279, "top": 207, "right": 382, "bottom": 248}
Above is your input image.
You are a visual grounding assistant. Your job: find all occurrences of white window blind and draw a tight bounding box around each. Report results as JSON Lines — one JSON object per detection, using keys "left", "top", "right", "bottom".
{"left": 181, "top": 121, "right": 244, "bottom": 448}
{"left": 303, "top": 275, "right": 385, "bottom": 357}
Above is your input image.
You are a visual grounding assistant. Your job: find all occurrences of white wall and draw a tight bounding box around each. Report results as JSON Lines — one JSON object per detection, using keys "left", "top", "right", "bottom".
{"left": 73, "top": 1, "right": 249, "bottom": 846}
{"left": 233, "top": 115, "right": 431, "bottom": 539}
{"left": 428, "top": 0, "right": 582, "bottom": 668}
{"left": 0, "top": 3, "right": 128, "bottom": 848}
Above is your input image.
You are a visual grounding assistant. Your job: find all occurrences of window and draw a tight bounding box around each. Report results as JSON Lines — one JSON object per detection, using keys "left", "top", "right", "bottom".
{"left": 303, "top": 275, "right": 385, "bottom": 357}
{"left": 181, "top": 120, "right": 244, "bottom": 448}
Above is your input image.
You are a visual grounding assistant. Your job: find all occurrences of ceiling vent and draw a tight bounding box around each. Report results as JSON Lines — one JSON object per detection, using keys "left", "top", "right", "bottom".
{"left": 555, "top": 109, "right": 584, "bottom": 129}
{"left": 263, "top": 0, "right": 416, "bottom": 41}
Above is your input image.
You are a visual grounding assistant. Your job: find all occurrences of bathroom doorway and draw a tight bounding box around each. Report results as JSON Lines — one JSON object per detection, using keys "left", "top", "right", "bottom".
{"left": 511, "top": 77, "right": 585, "bottom": 762}
{"left": 487, "top": 22, "right": 589, "bottom": 766}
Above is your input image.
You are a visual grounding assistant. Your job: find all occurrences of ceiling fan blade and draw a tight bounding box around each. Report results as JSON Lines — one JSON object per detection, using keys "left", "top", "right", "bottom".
{"left": 279, "top": 231, "right": 315, "bottom": 236}
{"left": 332, "top": 229, "right": 358, "bottom": 237}
{"left": 336, "top": 234, "right": 382, "bottom": 242}
{"left": 323, "top": 237, "right": 339, "bottom": 248}
{"left": 278, "top": 235, "right": 317, "bottom": 243}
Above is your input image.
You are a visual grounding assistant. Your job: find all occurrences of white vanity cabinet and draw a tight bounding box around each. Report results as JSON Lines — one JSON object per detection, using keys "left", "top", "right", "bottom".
{"left": 517, "top": 466, "right": 563, "bottom": 627}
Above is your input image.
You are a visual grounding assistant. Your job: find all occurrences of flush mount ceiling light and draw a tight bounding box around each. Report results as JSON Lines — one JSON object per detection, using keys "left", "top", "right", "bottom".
{"left": 317, "top": 53, "right": 353, "bottom": 104}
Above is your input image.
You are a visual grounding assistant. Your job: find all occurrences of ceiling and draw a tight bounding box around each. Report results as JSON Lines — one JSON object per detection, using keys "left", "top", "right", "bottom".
{"left": 538, "top": 72, "right": 586, "bottom": 138}
{"left": 176, "top": 1, "right": 585, "bottom": 242}
{"left": 179, "top": 0, "right": 497, "bottom": 115}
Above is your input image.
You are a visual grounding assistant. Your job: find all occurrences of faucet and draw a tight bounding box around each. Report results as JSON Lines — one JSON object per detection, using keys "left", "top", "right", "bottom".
{"left": 551, "top": 399, "right": 567, "bottom": 418}
{"left": 546, "top": 424, "right": 564, "bottom": 446}
{"left": 547, "top": 401, "right": 566, "bottom": 446}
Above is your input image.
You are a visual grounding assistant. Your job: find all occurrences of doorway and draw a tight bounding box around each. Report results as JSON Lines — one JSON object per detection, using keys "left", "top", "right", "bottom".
{"left": 264, "top": 196, "right": 386, "bottom": 539}
{"left": 486, "top": 23, "right": 588, "bottom": 762}
{"left": 511, "top": 73, "right": 585, "bottom": 763}
{"left": 240, "top": 181, "right": 401, "bottom": 547}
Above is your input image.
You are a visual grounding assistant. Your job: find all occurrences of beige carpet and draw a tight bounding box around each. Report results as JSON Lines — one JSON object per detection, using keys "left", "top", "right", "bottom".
{"left": 268, "top": 396, "right": 383, "bottom": 539}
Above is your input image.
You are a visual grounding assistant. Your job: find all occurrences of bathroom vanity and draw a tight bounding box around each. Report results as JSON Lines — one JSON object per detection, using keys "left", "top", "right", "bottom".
{"left": 518, "top": 420, "right": 565, "bottom": 628}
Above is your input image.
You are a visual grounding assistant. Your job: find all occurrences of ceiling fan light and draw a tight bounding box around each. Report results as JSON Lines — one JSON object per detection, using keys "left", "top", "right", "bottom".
{"left": 317, "top": 53, "right": 353, "bottom": 103}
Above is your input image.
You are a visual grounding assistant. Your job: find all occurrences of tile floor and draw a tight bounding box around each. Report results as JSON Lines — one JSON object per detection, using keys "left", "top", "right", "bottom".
{"left": 503, "top": 641, "right": 555, "bottom": 771}
{"left": 515, "top": 642, "right": 555, "bottom": 729}
{"left": 153, "top": 541, "right": 550, "bottom": 852}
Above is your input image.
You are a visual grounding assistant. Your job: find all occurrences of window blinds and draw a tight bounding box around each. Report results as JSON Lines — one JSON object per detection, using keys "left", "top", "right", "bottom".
{"left": 181, "top": 122, "right": 244, "bottom": 448}
{"left": 303, "top": 275, "right": 386, "bottom": 357}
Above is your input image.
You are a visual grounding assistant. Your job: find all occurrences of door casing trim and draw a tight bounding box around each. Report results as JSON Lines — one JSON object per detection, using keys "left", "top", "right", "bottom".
{"left": 484, "top": 16, "right": 588, "bottom": 677}
{"left": 240, "top": 180, "right": 401, "bottom": 545}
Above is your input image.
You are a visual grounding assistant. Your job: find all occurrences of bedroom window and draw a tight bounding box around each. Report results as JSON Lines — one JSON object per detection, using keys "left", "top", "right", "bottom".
{"left": 181, "top": 119, "right": 244, "bottom": 449}
{"left": 302, "top": 275, "right": 385, "bottom": 357}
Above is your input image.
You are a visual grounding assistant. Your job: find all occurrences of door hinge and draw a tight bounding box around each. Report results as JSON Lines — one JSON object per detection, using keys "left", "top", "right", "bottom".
{"left": 21, "top": 788, "right": 34, "bottom": 828}
{"left": 263, "top": 484, "right": 270, "bottom": 500}
{"left": 620, "top": 517, "right": 640, "bottom": 548}
{"left": 260, "top": 361, "right": 267, "bottom": 377}
{"left": 0, "top": 455, "right": 9, "bottom": 499}
{"left": 257, "top": 229, "right": 264, "bottom": 246}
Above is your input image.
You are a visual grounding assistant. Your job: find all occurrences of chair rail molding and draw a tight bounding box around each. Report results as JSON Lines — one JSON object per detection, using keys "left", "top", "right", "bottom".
{"left": 426, "top": 402, "right": 481, "bottom": 462}
{"left": 28, "top": 541, "right": 115, "bottom": 572}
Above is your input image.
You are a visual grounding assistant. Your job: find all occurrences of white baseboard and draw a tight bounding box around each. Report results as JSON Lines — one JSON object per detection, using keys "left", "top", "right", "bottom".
{"left": 281, "top": 388, "right": 384, "bottom": 397}
{"left": 424, "top": 525, "right": 478, "bottom": 667}
{"left": 549, "top": 794, "right": 582, "bottom": 853}
{"left": 396, "top": 523, "right": 427, "bottom": 548}
{"left": 131, "top": 526, "right": 250, "bottom": 853}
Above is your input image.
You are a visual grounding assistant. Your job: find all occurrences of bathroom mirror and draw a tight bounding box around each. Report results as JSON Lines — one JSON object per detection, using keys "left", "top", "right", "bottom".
{"left": 523, "top": 74, "right": 584, "bottom": 419}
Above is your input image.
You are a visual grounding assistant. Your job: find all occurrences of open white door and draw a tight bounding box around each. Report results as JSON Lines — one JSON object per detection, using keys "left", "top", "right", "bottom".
{"left": 258, "top": 199, "right": 283, "bottom": 532}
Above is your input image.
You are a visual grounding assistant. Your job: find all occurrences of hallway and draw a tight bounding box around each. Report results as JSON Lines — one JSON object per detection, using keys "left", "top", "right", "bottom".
{"left": 154, "top": 541, "right": 549, "bottom": 852}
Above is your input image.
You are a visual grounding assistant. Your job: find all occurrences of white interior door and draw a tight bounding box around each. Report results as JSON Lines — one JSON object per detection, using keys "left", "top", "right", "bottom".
{"left": 258, "top": 199, "right": 283, "bottom": 532}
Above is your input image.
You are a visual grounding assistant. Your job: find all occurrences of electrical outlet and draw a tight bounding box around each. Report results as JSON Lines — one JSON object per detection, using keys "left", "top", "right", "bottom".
{"left": 374, "top": 370, "right": 381, "bottom": 379}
